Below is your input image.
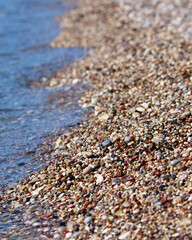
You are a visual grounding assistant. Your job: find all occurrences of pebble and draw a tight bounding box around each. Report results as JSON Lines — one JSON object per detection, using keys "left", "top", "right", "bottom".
{"left": 83, "top": 165, "right": 93, "bottom": 175}
{"left": 170, "top": 159, "right": 180, "bottom": 166}
{"left": 95, "top": 174, "right": 104, "bottom": 184}
{"left": 182, "top": 151, "right": 190, "bottom": 158}
{"left": 132, "top": 112, "right": 140, "bottom": 118}
{"left": 156, "top": 152, "right": 162, "bottom": 160}
{"left": 54, "top": 233, "right": 61, "bottom": 239}
{"left": 141, "top": 102, "right": 149, "bottom": 109}
{"left": 99, "top": 113, "right": 110, "bottom": 121}
{"left": 67, "top": 221, "right": 78, "bottom": 231}
{"left": 172, "top": 233, "right": 180, "bottom": 238}
{"left": 43, "top": 227, "right": 50, "bottom": 232}
{"left": 65, "top": 232, "right": 72, "bottom": 238}
{"left": 82, "top": 151, "right": 93, "bottom": 158}
{"left": 124, "top": 136, "right": 131, "bottom": 143}
{"left": 31, "top": 186, "right": 45, "bottom": 197}
{"left": 152, "top": 134, "right": 165, "bottom": 144}
{"left": 179, "top": 173, "right": 188, "bottom": 181}
{"left": 102, "top": 139, "right": 112, "bottom": 147}
{"left": 72, "top": 78, "right": 80, "bottom": 84}
{"left": 136, "top": 106, "right": 145, "bottom": 112}
{"left": 84, "top": 216, "right": 93, "bottom": 224}
{"left": 32, "top": 222, "right": 41, "bottom": 227}
{"left": 179, "top": 84, "right": 188, "bottom": 90}
{"left": 172, "top": 196, "right": 181, "bottom": 204}
{"left": 119, "top": 231, "right": 130, "bottom": 239}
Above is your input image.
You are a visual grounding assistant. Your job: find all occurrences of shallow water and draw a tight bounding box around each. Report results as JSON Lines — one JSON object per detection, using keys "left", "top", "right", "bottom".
{"left": 0, "top": 0, "right": 87, "bottom": 188}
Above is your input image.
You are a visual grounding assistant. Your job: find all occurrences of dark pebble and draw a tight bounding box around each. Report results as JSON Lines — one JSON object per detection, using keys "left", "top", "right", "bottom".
{"left": 12, "top": 210, "right": 21, "bottom": 214}
{"left": 17, "top": 162, "right": 25, "bottom": 166}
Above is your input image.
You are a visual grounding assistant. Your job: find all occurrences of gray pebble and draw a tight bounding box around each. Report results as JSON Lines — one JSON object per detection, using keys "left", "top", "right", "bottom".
{"left": 102, "top": 139, "right": 112, "bottom": 147}
{"left": 82, "top": 72, "right": 87, "bottom": 78}
{"left": 84, "top": 216, "right": 93, "bottom": 224}
{"left": 170, "top": 159, "right": 180, "bottom": 166}
{"left": 179, "top": 84, "right": 188, "bottom": 90}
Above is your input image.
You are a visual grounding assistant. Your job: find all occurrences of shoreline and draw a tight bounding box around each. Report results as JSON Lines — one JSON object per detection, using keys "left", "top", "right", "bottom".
{"left": 1, "top": 0, "right": 192, "bottom": 239}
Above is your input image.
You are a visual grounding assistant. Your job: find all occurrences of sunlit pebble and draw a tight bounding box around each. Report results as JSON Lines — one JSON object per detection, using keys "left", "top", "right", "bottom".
{"left": 172, "top": 233, "right": 180, "bottom": 238}
{"left": 43, "top": 227, "right": 50, "bottom": 232}
{"left": 83, "top": 165, "right": 93, "bottom": 175}
{"left": 136, "top": 106, "right": 145, "bottom": 112}
{"left": 182, "top": 151, "right": 190, "bottom": 158}
{"left": 170, "top": 160, "right": 180, "bottom": 166}
{"left": 53, "top": 233, "right": 61, "bottom": 239}
{"left": 72, "top": 78, "right": 80, "bottom": 84}
{"left": 65, "top": 232, "right": 72, "bottom": 238}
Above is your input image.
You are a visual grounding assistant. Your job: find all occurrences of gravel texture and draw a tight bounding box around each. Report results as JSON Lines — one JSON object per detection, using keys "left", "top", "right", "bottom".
{"left": 1, "top": 0, "right": 192, "bottom": 239}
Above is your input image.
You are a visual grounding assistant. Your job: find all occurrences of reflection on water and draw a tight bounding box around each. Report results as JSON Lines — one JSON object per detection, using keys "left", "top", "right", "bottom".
{"left": 0, "top": 0, "right": 87, "bottom": 188}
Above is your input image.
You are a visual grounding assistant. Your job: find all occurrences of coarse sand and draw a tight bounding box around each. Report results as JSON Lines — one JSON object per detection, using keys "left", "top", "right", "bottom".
{"left": 1, "top": 0, "right": 192, "bottom": 239}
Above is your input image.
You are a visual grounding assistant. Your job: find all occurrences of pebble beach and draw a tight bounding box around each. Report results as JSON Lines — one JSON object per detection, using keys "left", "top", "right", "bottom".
{"left": 1, "top": 0, "right": 192, "bottom": 239}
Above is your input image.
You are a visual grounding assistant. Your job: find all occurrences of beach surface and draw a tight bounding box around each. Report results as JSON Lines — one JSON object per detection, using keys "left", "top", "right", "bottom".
{"left": 1, "top": 0, "right": 192, "bottom": 239}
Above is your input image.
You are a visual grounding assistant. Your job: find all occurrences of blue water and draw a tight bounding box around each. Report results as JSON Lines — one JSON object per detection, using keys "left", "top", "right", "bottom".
{"left": 0, "top": 0, "right": 87, "bottom": 188}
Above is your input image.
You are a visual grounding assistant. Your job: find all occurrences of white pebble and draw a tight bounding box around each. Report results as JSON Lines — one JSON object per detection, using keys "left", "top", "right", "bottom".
{"left": 136, "top": 106, "right": 145, "bottom": 112}
{"left": 66, "top": 232, "right": 72, "bottom": 238}
{"left": 95, "top": 174, "right": 104, "bottom": 184}
{"left": 172, "top": 233, "right": 180, "bottom": 238}
{"left": 54, "top": 233, "right": 61, "bottom": 239}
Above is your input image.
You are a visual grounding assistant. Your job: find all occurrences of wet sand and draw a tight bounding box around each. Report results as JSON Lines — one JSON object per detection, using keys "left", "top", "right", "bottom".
{"left": 1, "top": 0, "right": 192, "bottom": 239}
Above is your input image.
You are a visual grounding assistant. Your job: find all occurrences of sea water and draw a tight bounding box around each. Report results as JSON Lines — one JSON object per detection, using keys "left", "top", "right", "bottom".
{"left": 0, "top": 0, "right": 87, "bottom": 188}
